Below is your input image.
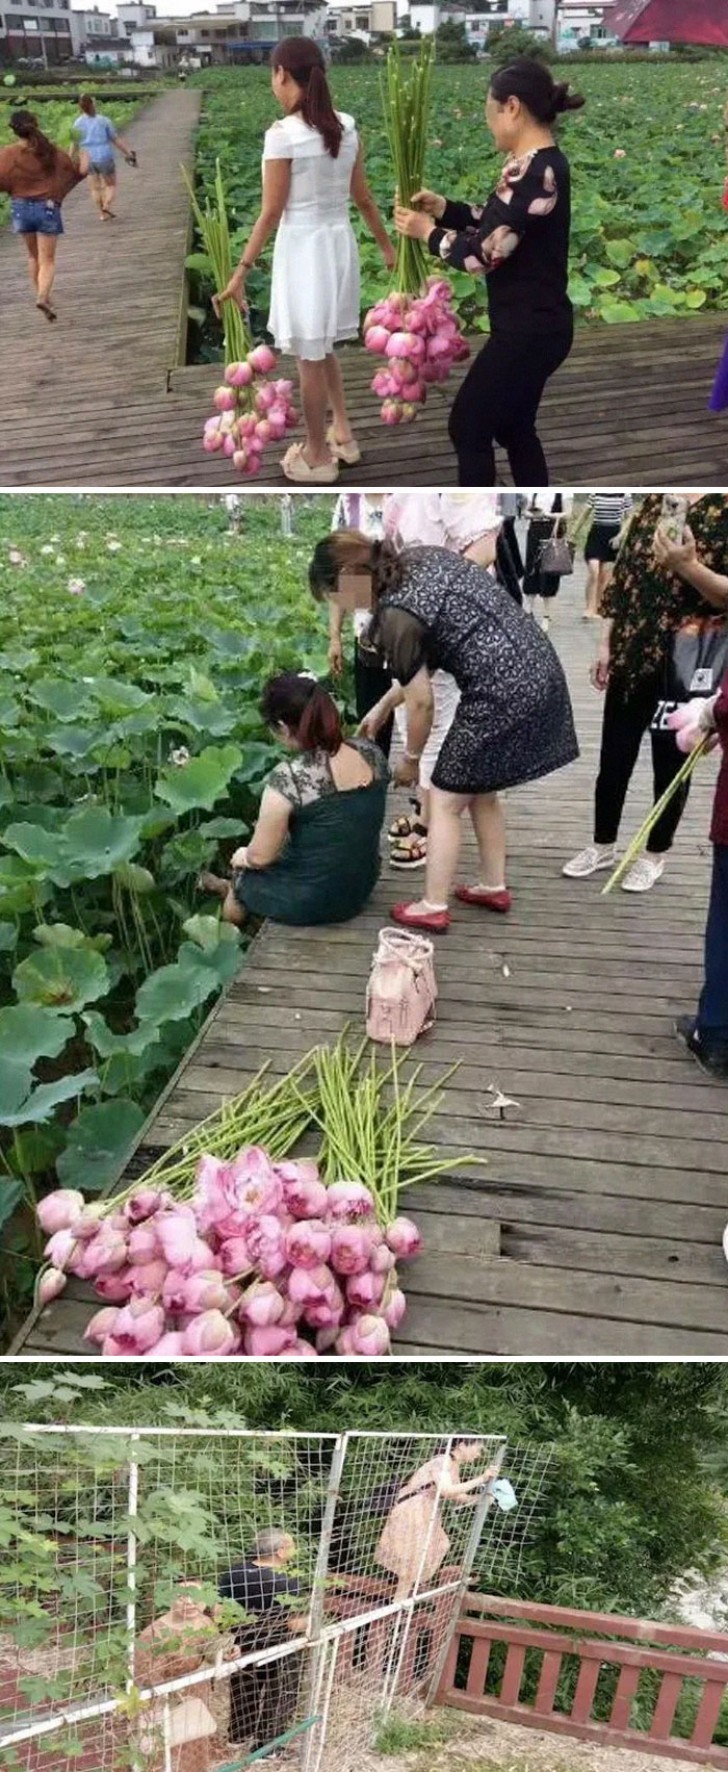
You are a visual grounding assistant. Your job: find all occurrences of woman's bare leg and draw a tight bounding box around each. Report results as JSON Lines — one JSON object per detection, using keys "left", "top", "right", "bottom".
{"left": 101, "top": 171, "right": 117, "bottom": 217}
{"left": 197, "top": 870, "right": 247, "bottom": 926}
{"left": 22, "top": 234, "right": 39, "bottom": 296}
{"left": 88, "top": 170, "right": 105, "bottom": 215}
{"left": 584, "top": 557, "right": 600, "bottom": 618}
{"left": 36, "top": 237, "right": 58, "bottom": 310}
{"left": 468, "top": 792, "right": 507, "bottom": 889}
{"left": 296, "top": 359, "right": 333, "bottom": 466}
{"left": 324, "top": 352, "right": 354, "bottom": 445}
{"left": 404, "top": 788, "right": 471, "bottom": 912}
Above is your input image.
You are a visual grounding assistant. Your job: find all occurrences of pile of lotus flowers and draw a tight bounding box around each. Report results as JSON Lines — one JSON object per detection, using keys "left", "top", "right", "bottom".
{"left": 364, "top": 279, "right": 470, "bottom": 427}
{"left": 203, "top": 346, "right": 298, "bottom": 476}
{"left": 35, "top": 1149, "right": 424, "bottom": 1358}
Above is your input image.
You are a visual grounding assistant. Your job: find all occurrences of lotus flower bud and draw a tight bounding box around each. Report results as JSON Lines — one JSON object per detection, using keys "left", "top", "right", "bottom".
{"left": 383, "top": 1286, "right": 407, "bottom": 1330}
{"left": 248, "top": 343, "right": 276, "bottom": 374}
{"left": 37, "top": 1189, "right": 85, "bottom": 1235}
{"left": 72, "top": 1204, "right": 108, "bottom": 1240}
{"left": 129, "top": 1258, "right": 168, "bottom": 1298}
{"left": 83, "top": 1305, "right": 119, "bottom": 1345}
{"left": 95, "top": 1267, "right": 135, "bottom": 1303}
{"left": 180, "top": 1309, "right": 238, "bottom": 1356}
{"left": 123, "top": 1188, "right": 163, "bottom": 1224}
{"left": 326, "top": 1181, "right": 376, "bottom": 1222}
{"left": 338, "top": 1314, "right": 391, "bottom": 1357}
{"left": 143, "top": 1330, "right": 184, "bottom": 1357}
{"left": 128, "top": 1222, "right": 159, "bottom": 1264}
{"left": 241, "top": 1280, "right": 286, "bottom": 1327}
{"left": 285, "top": 1219, "right": 332, "bottom": 1269}
{"left": 330, "top": 1224, "right": 373, "bottom": 1276}
{"left": 37, "top": 1267, "right": 67, "bottom": 1307}
{"left": 213, "top": 385, "right": 236, "bottom": 412}
{"left": 75, "top": 1228, "right": 128, "bottom": 1277}
{"left": 278, "top": 1163, "right": 329, "bottom": 1220}
{"left": 385, "top": 1216, "right": 423, "bottom": 1260}
{"left": 346, "top": 1269, "right": 386, "bottom": 1310}
{"left": 110, "top": 1297, "right": 165, "bottom": 1354}
{"left": 218, "top": 1236, "right": 252, "bottom": 1278}
{"left": 365, "top": 325, "right": 390, "bottom": 354}
{"left": 44, "top": 1228, "right": 79, "bottom": 1270}
{"left": 381, "top": 400, "right": 402, "bottom": 426}
{"left": 244, "top": 1324, "right": 297, "bottom": 1356}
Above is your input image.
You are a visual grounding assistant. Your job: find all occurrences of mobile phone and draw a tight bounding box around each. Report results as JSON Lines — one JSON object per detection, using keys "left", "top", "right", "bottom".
{"left": 660, "top": 495, "right": 689, "bottom": 544}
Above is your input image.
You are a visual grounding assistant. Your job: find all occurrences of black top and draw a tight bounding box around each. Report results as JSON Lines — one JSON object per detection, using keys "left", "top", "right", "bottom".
{"left": 220, "top": 1560, "right": 301, "bottom": 1645}
{"left": 428, "top": 145, "right": 572, "bottom": 336}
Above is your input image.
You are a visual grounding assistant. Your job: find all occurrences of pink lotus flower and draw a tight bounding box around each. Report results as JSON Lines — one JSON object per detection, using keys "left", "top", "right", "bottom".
{"left": 303, "top": 1283, "right": 345, "bottom": 1330}
{"left": 219, "top": 1236, "right": 253, "bottom": 1278}
{"left": 246, "top": 1213, "right": 288, "bottom": 1280}
{"left": 95, "top": 1268, "right": 135, "bottom": 1303}
{"left": 285, "top": 1219, "right": 332, "bottom": 1269}
{"left": 74, "top": 1228, "right": 129, "bottom": 1278}
{"left": 181, "top": 1310, "right": 239, "bottom": 1355}
{"left": 37, "top": 1267, "right": 67, "bottom": 1306}
{"left": 83, "top": 1305, "right": 119, "bottom": 1345}
{"left": 326, "top": 1181, "right": 375, "bottom": 1222}
{"left": 281, "top": 1340, "right": 320, "bottom": 1359}
{"left": 383, "top": 1286, "right": 407, "bottom": 1329}
{"left": 130, "top": 1258, "right": 168, "bottom": 1298}
{"left": 381, "top": 401, "right": 402, "bottom": 427}
{"left": 143, "top": 1330, "right": 184, "bottom": 1357}
{"left": 241, "top": 1280, "right": 287, "bottom": 1327}
{"left": 196, "top": 1146, "right": 282, "bottom": 1234}
{"left": 346, "top": 1269, "right": 386, "bottom": 1310}
{"left": 37, "top": 1189, "right": 85, "bottom": 1235}
{"left": 72, "top": 1205, "right": 107, "bottom": 1240}
{"left": 109, "top": 1297, "right": 165, "bottom": 1354}
{"left": 337, "top": 1314, "right": 391, "bottom": 1357}
{"left": 365, "top": 325, "right": 390, "bottom": 354}
{"left": 278, "top": 1162, "right": 329, "bottom": 1220}
{"left": 44, "top": 1228, "right": 79, "bottom": 1270}
{"left": 287, "top": 1263, "right": 335, "bottom": 1308}
{"left": 213, "top": 385, "right": 236, "bottom": 412}
{"left": 128, "top": 1222, "right": 159, "bottom": 1264}
{"left": 248, "top": 343, "right": 276, "bottom": 375}
{"left": 371, "top": 1243, "right": 396, "bottom": 1275}
{"left": 385, "top": 1216, "right": 423, "bottom": 1260}
{"left": 163, "top": 1268, "right": 228, "bottom": 1315}
{"left": 156, "top": 1208, "right": 208, "bottom": 1271}
{"left": 330, "top": 1224, "right": 373, "bottom": 1276}
{"left": 244, "top": 1324, "right": 297, "bottom": 1356}
{"left": 124, "top": 1188, "right": 163, "bottom": 1224}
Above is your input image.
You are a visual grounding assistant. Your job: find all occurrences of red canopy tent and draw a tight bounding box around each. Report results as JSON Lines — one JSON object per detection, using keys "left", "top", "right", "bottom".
{"left": 610, "top": 0, "right": 728, "bottom": 44}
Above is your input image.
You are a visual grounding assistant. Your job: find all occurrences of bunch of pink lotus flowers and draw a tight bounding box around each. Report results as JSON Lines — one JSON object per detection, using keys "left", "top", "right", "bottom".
{"left": 364, "top": 278, "right": 470, "bottom": 426}
{"left": 35, "top": 1148, "right": 424, "bottom": 1358}
{"left": 202, "top": 345, "right": 298, "bottom": 477}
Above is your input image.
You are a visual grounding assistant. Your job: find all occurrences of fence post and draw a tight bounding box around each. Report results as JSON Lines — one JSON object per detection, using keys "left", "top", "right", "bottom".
{"left": 126, "top": 1432, "right": 140, "bottom": 1694}
{"left": 301, "top": 1433, "right": 348, "bottom": 1772}
{"left": 422, "top": 1438, "right": 508, "bottom": 1709}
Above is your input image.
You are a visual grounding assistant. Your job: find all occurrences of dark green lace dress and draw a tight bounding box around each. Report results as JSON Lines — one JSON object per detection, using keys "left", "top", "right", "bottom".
{"left": 233, "top": 738, "right": 389, "bottom": 926}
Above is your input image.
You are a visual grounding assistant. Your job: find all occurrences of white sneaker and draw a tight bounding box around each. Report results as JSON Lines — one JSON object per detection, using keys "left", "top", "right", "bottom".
{"left": 620, "top": 854, "right": 665, "bottom": 893}
{"left": 541, "top": 614, "right": 550, "bottom": 632}
{"left": 562, "top": 843, "right": 616, "bottom": 879}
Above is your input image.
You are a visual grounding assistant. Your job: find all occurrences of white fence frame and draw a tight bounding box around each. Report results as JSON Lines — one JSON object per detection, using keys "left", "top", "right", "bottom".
{"left": 1, "top": 1424, "right": 512, "bottom": 1772}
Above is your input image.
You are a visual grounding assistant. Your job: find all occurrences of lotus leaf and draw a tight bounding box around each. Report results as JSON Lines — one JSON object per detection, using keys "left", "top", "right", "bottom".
{"left": 56, "top": 1099, "right": 146, "bottom": 1193}
{"left": 0, "top": 1005, "right": 73, "bottom": 1064}
{"left": 154, "top": 743, "right": 243, "bottom": 814}
{"left": 0, "top": 1066, "right": 99, "bottom": 1128}
{"left": 13, "top": 947, "right": 109, "bottom": 1011}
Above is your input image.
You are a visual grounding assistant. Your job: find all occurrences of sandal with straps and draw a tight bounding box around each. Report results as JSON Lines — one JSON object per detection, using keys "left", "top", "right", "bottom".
{"left": 390, "top": 834, "right": 428, "bottom": 871}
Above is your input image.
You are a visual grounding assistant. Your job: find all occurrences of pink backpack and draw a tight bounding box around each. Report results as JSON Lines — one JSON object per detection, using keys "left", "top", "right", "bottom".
{"left": 366, "top": 927, "right": 437, "bottom": 1046}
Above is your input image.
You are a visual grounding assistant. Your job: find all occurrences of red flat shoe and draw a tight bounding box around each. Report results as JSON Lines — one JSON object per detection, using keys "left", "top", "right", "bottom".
{"left": 455, "top": 886, "right": 512, "bottom": 913}
{"left": 392, "top": 901, "right": 450, "bottom": 934}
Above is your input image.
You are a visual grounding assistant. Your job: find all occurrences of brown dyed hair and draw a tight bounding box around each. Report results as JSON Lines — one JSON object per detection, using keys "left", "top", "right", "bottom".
{"left": 309, "top": 531, "right": 405, "bottom": 604}
{"left": 10, "top": 109, "right": 57, "bottom": 173}
{"left": 261, "top": 670, "right": 343, "bottom": 756}
{"left": 271, "top": 37, "right": 343, "bottom": 159}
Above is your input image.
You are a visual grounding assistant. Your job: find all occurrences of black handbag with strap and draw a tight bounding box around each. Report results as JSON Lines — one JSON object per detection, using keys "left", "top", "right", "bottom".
{"left": 651, "top": 612, "right": 728, "bottom": 732}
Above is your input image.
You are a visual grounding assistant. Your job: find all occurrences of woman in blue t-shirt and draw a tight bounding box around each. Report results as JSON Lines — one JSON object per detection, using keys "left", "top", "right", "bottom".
{"left": 72, "top": 95, "right": 136, "bottom": 220}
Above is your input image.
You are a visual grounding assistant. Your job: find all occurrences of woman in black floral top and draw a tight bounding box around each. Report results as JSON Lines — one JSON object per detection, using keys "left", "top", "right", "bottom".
{"left": 394, "top": 58, "right": 584, "bottom": 486}
{"left": 564, "top": 494, "right": 728, "bottom": 894}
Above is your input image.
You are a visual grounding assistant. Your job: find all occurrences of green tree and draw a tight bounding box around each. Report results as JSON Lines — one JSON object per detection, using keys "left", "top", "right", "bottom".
{"left": 488, "top": 23, "right": 553, "bottom": 65}
{"left": 435, "top": 19, "right": 477, "bottom": 60}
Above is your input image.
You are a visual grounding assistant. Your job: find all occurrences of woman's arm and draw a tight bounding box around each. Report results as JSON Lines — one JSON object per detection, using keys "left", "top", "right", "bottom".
{"left": 358, "top": 681, "right": 406, "bottom": 739}
{"left": 397, "top": 666, "right": 434, "bottom": 787}
{"left": 328, "top": 602, "right": 346, "bottom": 677}
{"left": 396, "top": 155, "right": 561, "bottom": 280}
{"left": 653, "top": 526, "right": 728, "bottom": 611}
{"left": 213, "top": 160, "right": 292, "bottom": 313}
{"left": 350, "top": 145, "right": 396, "bottom": 268}
{"left": 233, "top": 785, "right": 292, "bottom": 870}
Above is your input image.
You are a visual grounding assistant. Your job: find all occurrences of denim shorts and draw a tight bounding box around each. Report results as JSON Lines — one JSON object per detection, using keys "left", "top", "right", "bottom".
{"left": 89, "top": 157, "right": 116, "bottom": 178}
{"left": 11, "top": 197, "right": 63, "bottom": 237}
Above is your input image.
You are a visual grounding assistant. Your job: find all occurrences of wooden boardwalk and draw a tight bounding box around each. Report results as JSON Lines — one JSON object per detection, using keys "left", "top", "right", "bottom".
{"left": 0, "top": 88, "right": 200, "bottom": 488}
{"left": 14, "top": 566, "right": 728, "bottom": 1358}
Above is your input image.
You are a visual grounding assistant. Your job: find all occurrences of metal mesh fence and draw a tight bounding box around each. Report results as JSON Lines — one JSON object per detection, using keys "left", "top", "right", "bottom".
{"left": 0, "top": 1426, "right": 552, "bottom": 1772}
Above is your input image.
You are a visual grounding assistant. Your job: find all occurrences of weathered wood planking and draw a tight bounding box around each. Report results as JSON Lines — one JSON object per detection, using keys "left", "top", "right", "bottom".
{"left": 0, "top": 89, "right": 201, "bottom": 489}
{"left": 0, "top": 229, "right": 725, "bottom": 489}
{"left": 13, "top": 565, "right": 728, "bottom": 1358}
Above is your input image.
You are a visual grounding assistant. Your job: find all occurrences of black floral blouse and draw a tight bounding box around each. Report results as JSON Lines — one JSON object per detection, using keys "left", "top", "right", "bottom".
{"left": 601, "top": 494, "right": 728, "bottom": 691}
{"left": 427, "top": 145, "right": 572, "bottom": 332}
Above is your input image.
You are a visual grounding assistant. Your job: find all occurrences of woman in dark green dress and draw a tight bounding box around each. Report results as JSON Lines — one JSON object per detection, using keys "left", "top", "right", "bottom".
{"left": 200, "top": 672, "right": 389, "bottom": 927}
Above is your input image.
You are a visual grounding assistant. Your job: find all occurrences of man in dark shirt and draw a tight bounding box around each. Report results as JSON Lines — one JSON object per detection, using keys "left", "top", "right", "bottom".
{"left": 219, "top": 1529, "right": 308, "bottom": 1751}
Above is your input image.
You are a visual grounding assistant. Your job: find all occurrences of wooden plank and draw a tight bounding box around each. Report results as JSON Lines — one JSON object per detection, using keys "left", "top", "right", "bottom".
{"left": 534, "top": 1651, "right": 563, "bottom": 1716}
{"left": 16, "top": 562, "right": 728, "bottom": 1356}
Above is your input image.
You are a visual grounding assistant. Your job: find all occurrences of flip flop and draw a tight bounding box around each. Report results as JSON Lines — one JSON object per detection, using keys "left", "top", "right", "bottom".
{"left": 326, "top": 425, "right": 362, "bottom": 466}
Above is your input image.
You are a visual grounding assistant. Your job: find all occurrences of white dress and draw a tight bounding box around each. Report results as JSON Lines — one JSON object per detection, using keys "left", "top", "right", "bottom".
{"left": 263, "top": 111, "right": 361, "bottom": 361}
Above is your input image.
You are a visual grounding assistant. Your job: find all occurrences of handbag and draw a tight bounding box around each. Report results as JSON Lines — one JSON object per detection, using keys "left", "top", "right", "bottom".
{"left": 538, "top": 516, "right": 574, "bottom": 577}
{"left": 651, "top": 613, "right": 728, "bottom": 732}
{"left": 366, "top": 927, "right": 437, "bottom": 1046}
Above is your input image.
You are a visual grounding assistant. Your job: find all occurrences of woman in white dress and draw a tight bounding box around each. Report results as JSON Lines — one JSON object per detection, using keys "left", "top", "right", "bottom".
{"left": 215, "top": 38, "right": 395, "bottom": 484}
{"left": 375, "top": 1441, "right": 495, "bottom": 1601}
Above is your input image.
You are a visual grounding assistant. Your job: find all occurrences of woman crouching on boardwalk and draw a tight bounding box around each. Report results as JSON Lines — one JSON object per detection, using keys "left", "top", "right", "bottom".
{"left": 0, "top": 110, "right": 88, "bottom": 320}
{"left": 310, "top": 529, "right": 579, "bottom": 935}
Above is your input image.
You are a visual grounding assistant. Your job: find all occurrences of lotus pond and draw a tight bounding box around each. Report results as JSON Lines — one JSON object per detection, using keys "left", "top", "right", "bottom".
{"left": 0, "top": 492, "right": 337, "bottom": 1343}
{"left": 186, "top": 60, "right": 728, "bottom": 358}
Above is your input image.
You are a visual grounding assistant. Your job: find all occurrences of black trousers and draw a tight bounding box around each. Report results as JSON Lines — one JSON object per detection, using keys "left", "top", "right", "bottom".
{"left": 449, "top": 319, "right": 574, "bottom": 487}
{"left": 229, "top": 1655, "right": 301, "bottom": 1750}
{"left": 354, "top": 643, "right": 394, "bottom": 760}
{"left": 594, "top": 674, "right": 691, "bottom": 854}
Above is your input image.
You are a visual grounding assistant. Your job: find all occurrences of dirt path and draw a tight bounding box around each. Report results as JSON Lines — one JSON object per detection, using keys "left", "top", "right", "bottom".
{"left": 361, "top": 1710, "right": 725, "bottom": 1772}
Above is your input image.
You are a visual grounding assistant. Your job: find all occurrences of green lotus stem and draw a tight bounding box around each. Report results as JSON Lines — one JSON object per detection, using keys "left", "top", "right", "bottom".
{"left": 181, "top": 157, "right": 249, "bottom": 366}
{"left": 381, "top": 38, "right": 435, "bottom": 296}
{"left": 601, "top": 737, "right": 709, "bottom": 895}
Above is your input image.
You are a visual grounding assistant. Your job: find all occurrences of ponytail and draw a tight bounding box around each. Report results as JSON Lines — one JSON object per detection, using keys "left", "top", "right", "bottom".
{"left": 261, "top": 671, "right": 343, "bottom": 756}
{"left": 9, "top": 109, "right": 57, "bottom": 173}
{"left": 271, "top": 37, "right": 343, "bottom": 159}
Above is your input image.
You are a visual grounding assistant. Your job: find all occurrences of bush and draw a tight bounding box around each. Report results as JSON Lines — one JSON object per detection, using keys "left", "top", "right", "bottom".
{"left": 488, "top": 25, "right": 553, "bottom": 66}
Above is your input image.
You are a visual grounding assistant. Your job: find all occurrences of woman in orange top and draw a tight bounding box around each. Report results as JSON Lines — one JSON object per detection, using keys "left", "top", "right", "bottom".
{"left": 0, "top": 110, "right": 88, "bottom": 320}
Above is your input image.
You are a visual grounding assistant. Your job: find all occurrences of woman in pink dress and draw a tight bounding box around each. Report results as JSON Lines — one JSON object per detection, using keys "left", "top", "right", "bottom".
{"left": 375, "top": 1440, "right": 496, "bottom": 1601}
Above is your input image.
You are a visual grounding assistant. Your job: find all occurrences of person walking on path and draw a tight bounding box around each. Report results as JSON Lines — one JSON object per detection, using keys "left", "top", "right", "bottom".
{"left": 310, "top": 530, "right": 578, "bottom": 934}
{"left": 564, "top": 494, "right": 728, "bottom": 894}
{"left": 393, "top": 58, "right": 583, "bottom": 486}
{"left": 522, "top": 492, "right": 573, "bottom": 630}
{"left": 672, "top": 675, "right": 728, "bottom": 1081}
{"left": 72, "top": 95, "right": 136, "bottom": 221}
{"left": 0, "top": 110, "right": 88, "bottom": 320}
{"left": 582, "top": 492, "right": 631, "bottom": 621}
{"left": 213, "top": 37, "right": 395, "bottom": 485}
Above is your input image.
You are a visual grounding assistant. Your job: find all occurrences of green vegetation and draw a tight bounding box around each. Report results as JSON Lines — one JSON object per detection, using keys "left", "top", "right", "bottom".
{"left": 0, "top": 494, "right": 337, "bottom": 1341}
{"left": 185, "top": 60, "right": 728, "bottom": 361}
